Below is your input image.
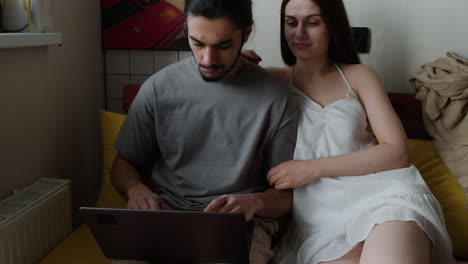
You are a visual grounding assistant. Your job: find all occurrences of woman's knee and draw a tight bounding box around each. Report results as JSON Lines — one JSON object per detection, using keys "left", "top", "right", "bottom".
{"left": 360, "top": 220, "right": 432, "bottom": 264}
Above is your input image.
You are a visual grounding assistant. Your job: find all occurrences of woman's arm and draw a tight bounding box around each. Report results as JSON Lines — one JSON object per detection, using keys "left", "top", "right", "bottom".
{"left": 240, "top": 49, "right": 291, "bottom": 84}
{"left": 320, "top": 64, "right": 410, "bottom": 175}
{"left": 265, "top": 66, "right": 291, "bottom": 85}
{"left": 268, "top": 64, "right": 411, "bottom": 189}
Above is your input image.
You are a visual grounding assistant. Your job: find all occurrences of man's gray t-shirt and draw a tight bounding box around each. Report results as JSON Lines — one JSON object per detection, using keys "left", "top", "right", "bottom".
{"left": 114, "top": 57, "right": 297, "bottom": 211}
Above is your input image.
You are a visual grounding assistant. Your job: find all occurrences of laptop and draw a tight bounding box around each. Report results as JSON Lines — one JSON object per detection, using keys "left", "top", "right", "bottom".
{"left": 80, "top": 207, "right": 254, "bottom": 264}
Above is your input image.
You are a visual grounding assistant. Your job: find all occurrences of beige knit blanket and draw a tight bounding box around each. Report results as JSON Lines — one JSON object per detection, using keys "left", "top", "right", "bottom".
{"left": 410, "top": 52, "right": 468, "bottom": 209}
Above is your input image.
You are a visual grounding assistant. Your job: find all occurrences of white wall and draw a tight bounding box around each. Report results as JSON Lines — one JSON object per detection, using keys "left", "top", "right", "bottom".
{"left": 245, "top": 0, "right": 283, "bottom": 68}
{"left": 0, "top": 0, "right": 104, "bottom": 224}
{"left": 247, "top": 0, "right": 468, "bottom": 92}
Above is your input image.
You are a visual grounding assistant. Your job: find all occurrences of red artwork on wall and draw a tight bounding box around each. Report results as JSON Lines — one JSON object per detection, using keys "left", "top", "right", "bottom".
{"left": 101, "top": 0, "right": 189, "bottom": 50}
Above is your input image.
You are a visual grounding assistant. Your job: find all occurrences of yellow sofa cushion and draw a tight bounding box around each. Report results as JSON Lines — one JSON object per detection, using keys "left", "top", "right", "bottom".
{"left": 408, "top": 139, "right": 468, "bottom": 258}
{"left": 41, "top": 110, "right": 128, "bottom": 264}
{"left": 40, "top": 225, "right": 111, "bottom": 264}
{"left": 96, "top": 110, "right": 127, "bottom": 209}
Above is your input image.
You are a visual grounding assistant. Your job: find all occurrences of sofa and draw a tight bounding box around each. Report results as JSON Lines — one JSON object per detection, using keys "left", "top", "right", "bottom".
{"left": 40, "top": 86, "right": 468, "bottom": 263}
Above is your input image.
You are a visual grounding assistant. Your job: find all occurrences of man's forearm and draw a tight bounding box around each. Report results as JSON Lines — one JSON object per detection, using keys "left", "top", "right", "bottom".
{"left": 111, "top": 153, "right": 146, "bottom": 199}
{"left": 252, "top": 188, "right": 292, "bottom": 218}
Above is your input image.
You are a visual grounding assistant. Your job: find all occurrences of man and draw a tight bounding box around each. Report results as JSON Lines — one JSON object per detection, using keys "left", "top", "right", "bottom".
{"left": 111, "top": 0, "right": 298, "bottom": 263}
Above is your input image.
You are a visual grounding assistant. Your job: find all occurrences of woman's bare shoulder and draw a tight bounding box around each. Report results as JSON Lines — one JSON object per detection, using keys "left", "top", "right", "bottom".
{"left": 339, "top": 64, "right": 382, "bottom": 91}
{"left": 265, "top": 66, "right": 291, "bottom": 85}
{"left": 339, "top": 63, "right": 379, "bottom": 80}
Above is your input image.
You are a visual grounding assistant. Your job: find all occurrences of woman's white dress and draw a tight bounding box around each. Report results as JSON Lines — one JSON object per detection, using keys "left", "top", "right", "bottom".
{"left": 275, "top": 65, "right": 455, "bottom": 264}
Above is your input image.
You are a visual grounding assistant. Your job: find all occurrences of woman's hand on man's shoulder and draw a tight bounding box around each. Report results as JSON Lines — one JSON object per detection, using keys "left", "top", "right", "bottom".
{"left": 241, "top": 49, "right": 262, "bottom": 64}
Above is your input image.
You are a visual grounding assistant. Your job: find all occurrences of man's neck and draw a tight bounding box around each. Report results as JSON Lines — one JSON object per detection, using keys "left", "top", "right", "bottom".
{"left": 223, "top": 54, "right": 250, "bottom": 80}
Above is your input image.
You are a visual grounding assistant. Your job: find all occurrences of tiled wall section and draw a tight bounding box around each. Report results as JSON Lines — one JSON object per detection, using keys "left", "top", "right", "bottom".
{"left": 105, "top": 50, "right": 193, "bottom": 113}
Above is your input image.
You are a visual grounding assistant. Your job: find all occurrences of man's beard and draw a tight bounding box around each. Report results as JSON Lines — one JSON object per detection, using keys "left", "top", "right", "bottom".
{"left": 198, "top": 45, "right": 243, "bottom": 82}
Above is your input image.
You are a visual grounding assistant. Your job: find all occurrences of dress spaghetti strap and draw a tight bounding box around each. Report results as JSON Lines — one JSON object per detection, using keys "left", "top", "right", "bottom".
{"left": 334, "top": 63, "right": 354, "bottom": 96}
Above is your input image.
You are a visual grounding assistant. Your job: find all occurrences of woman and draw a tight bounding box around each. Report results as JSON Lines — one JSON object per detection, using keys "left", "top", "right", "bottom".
{"left": 244, "top": 0, "right": 455, "bottom": 263}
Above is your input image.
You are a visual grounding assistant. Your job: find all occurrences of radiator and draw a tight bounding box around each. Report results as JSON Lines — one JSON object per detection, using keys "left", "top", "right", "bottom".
{"left": 0, "top": 178, "right": 72, "bottom": 264}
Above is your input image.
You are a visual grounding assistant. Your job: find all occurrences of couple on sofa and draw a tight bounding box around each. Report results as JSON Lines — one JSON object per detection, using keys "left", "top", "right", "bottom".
{"left": 111, "top": 0, "right": 455, "bottom": 263}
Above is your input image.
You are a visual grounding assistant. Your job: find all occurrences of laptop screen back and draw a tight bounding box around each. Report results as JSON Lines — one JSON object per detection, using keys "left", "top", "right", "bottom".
{"left": 80, "top": 207, "right": 253, "bottom": 264}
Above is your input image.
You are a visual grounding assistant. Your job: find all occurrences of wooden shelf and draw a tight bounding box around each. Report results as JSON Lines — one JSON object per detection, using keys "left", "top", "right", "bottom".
{"left": 0, "top": 33, "right": 63, "bottom": 49}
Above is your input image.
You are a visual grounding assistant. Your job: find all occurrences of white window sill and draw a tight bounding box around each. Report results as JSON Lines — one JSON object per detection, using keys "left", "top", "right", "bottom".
{"left": 0, "top": 32, "right": 63, "bottom": 49}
